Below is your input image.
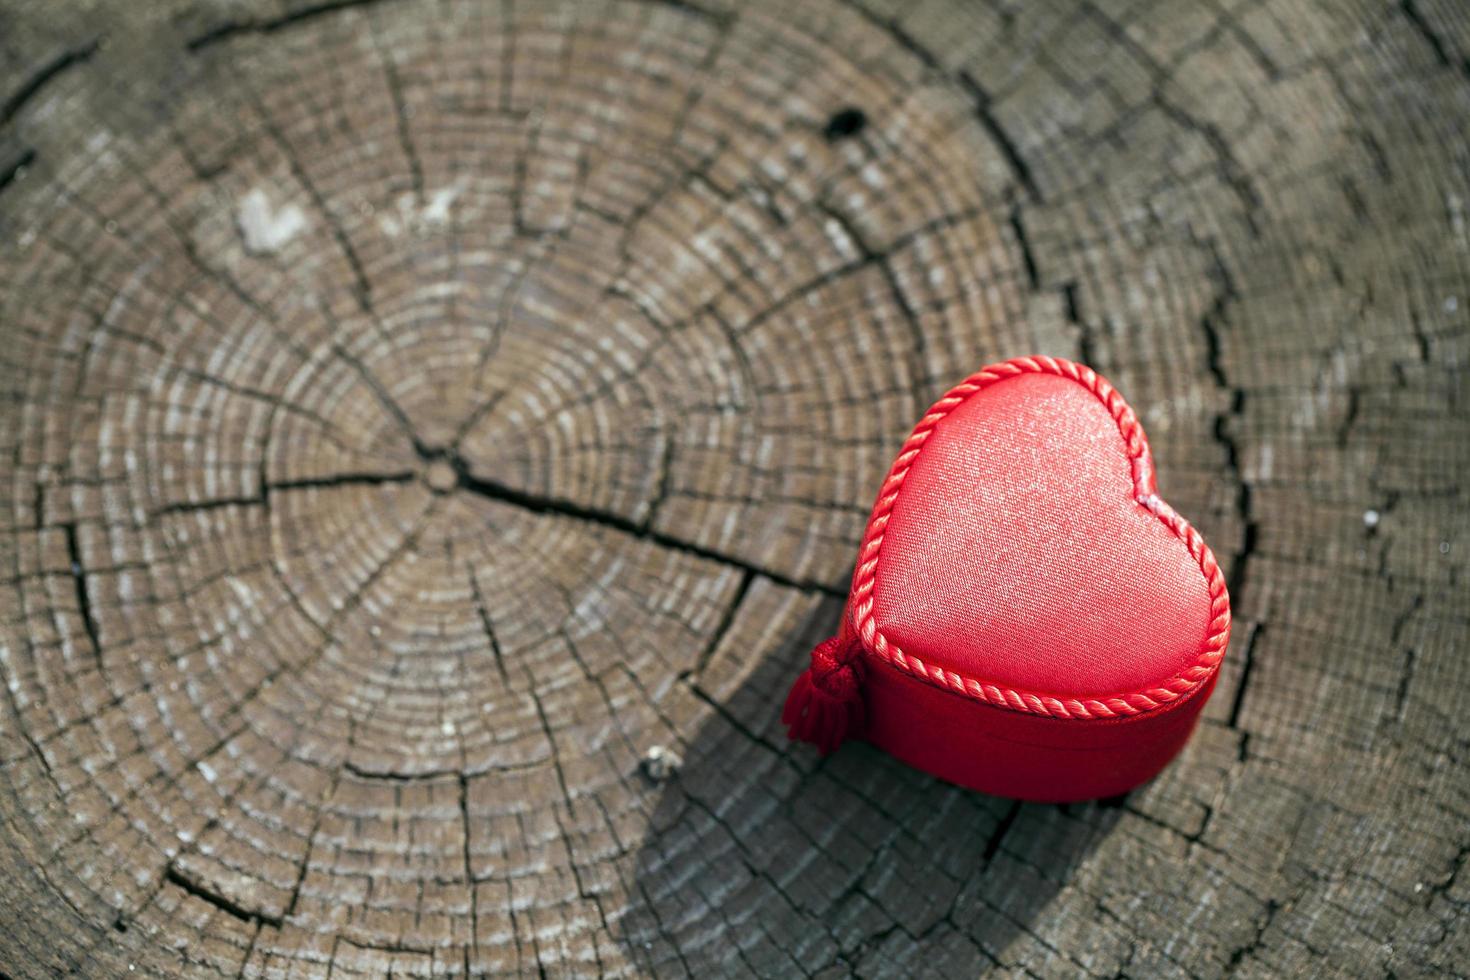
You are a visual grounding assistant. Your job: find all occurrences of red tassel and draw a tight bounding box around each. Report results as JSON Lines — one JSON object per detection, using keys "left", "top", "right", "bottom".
{"left": 782, "top": 633, "right": 867, "bottom": 754}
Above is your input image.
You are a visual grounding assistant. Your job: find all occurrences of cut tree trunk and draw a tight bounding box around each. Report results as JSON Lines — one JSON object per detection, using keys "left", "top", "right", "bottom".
{"left": 1, "top": 0, "right": 1466, "bottom": 976}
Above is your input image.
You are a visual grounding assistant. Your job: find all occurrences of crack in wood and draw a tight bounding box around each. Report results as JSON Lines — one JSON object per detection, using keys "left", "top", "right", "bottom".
{"left": 640, "top": 424, "right": 679, "bottom": 531}
{"left": 1061, "top": 280, "right": 1100, "bottom": 367}
{"left": 458, "top": 771, "right": 478, "bottom": 965}
{"left": 1400, "top": 0, "right": 1470, "bottom": 78}
{"left": 1008, "top": 202, "right": 1040, "bottom": 290}
{"left": 61, "top": 523, "right": 101, "bottom": 666}
{"left": 281, "top": 772, "right": 335, "bottom": 922}
{"left": 675, "top": 788, "right": 841, "bottom": 970}
{"left": 961, "top": 70, "right": 1042, "bottom": 203}
{"left": 1390, "top": 594, "right": 1424, "bottom": 723}
{"left": 186, "top": 0, "right": 402, "bottom": 51}
{"left": 250, "top": 106, "right": 377, "bottom": 315}
{"left": 0, "top": 147, "right": 37, "bottom": 199}
{"left": 1198, "top": 242, "right": 1260, "bottom": 654}
{"left": 1, "top": 39, "right": 101, "bottom": 129}
{"left": 327, "top": 342, "right": 434, "bottom": 457}
{"left": 163, "top": 866, "right": 284, "bottom": 928}
{"left": 150, "top": 495, "right": 265, "bottom": 517}
{"left": 235, "top": 921, "right": 263, "bottom": 980}
{"left": 981, "top": 800, "right": 1023, "bottom": 864}
{"left": 686, "top": 683, "right": 792, "bottom": 760}
{"left": 342, "top": 760, "right": 461, "bottom": 782}
{"left": 1156, "top": 97, "right": 1264, "bottom": 238}
{"left": 467, "top": 568, "right": 511, "bottom": 684}
{"left": 1225, "top": 897, "right": 1282, "bottom": 972}
{"left": 339, "top": 935, "right": 437, "bottom": 957}
{"left": 813, "top": 198, "right": 931, "bottom": 410}
{"left": 686, "top": 568, "right": 755, "bottom": 681}
{"left": 453, "top": 458, "right": 843, "bottom": 595}
{"left": 374, "top": 41, "right": 425, "bottom": 206}
{"left": 268, "top": 470, "right": 418, "bottom": 493}
{"left": 1227, "top": 621, "right": 1265, "bottom": 732}
{"left": 8, "top": 691, "right": 55, "bottom": 783}
{"left": 172, "top": 366, "right": 360, "bottom": 441}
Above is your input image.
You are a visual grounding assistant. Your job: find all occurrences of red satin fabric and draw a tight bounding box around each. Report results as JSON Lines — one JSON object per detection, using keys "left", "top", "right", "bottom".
{"left": 872, "top": 373, "right": 1211, "bottom": 697}
{"left": 844, "top": 364, "right": 1224, "bottom": 800}
{"left": 865, "top": 650, "right": 1217, "bottom": 802}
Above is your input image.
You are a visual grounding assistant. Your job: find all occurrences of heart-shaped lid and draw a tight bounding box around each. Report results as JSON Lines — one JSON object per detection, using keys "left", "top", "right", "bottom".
{"left": 848, "top": 357, "right": 1229, "bottom": 720}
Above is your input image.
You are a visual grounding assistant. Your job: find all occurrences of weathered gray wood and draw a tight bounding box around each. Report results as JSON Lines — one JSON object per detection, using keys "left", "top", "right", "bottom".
{"left": 1, "top": 0, "right": 1466, "bottom": 976}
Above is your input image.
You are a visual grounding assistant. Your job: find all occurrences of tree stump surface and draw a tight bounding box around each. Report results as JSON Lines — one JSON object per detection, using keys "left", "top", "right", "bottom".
{"left": 1, "top": 0, "right": 1466, "bottom": 976}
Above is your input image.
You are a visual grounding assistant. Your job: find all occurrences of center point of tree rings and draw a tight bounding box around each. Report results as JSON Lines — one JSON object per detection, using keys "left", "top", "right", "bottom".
{"left": 425, "top": 459, "right": 458, "bottom": 494}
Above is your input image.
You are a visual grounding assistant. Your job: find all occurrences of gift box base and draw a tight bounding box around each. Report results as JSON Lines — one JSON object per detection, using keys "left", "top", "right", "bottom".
{"left": 863, "top": 659, "right": 1217, "bottom": 802}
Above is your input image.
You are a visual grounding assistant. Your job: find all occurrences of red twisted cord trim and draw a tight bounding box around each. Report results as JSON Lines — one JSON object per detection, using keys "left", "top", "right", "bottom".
{"left": 848, "top": 355, "right": 1232, "bottom": 720}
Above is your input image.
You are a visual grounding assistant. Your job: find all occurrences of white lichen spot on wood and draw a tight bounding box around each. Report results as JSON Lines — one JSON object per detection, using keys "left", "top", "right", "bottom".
{"left": 226, "top": 576, "right": 257, "bottom": 609}
{"left": 824, "top": 217, "right": 860, "bottom": 260}
{"left": 640, "top": 745, "right": 681, "bottom": 782}
{"left": 380, "top": 184, "right": 462, "bottom": 236}
{"left": 236, "top": 188, "right": 308, "bottom": 255}
{"left": 424, "top": 184, "right": 460, "bottom": 224}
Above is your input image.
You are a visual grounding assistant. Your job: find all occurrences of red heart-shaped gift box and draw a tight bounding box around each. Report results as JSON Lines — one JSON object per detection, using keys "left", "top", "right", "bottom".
{"left": 783, "top": 357, "right": 1231, "bottom": 801}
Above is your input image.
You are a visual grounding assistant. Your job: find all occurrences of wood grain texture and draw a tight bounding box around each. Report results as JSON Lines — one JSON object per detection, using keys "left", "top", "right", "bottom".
{"left": 0, "top": 0, "right": 1466, "bottom": 976}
